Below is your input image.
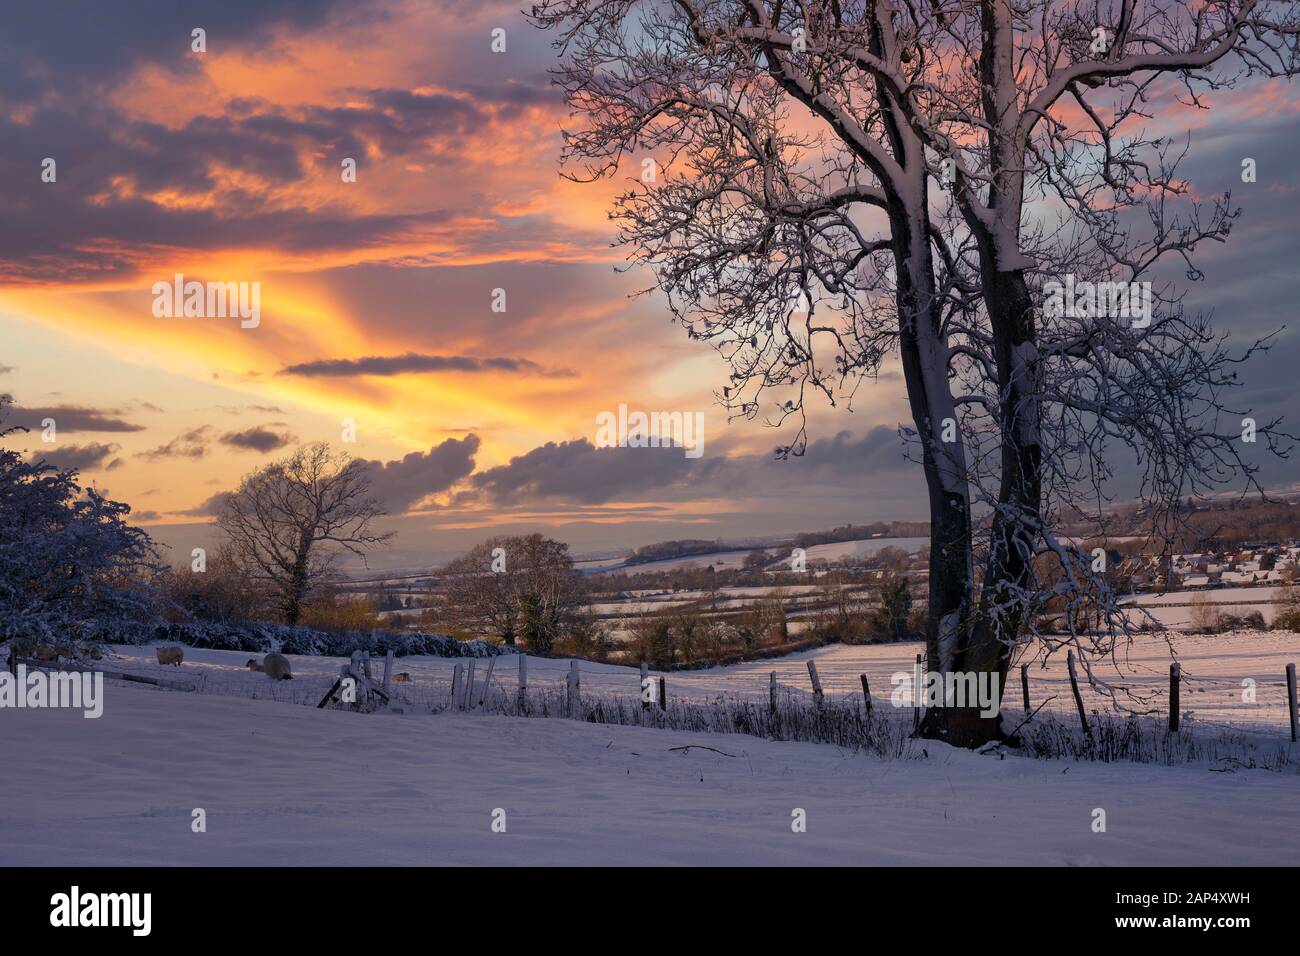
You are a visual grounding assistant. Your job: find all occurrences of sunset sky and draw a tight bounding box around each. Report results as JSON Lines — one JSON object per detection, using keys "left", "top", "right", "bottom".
{"left": 2, "top": 0, "right": 1299, "bottom": 568}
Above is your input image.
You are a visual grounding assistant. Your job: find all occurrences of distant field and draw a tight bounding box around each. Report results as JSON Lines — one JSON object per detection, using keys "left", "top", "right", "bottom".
{"left": 582, "top": 535, "right": 929, "bottom": 575}
{"left": 1123, "top": 586, "right": 1291, "bottom": 629}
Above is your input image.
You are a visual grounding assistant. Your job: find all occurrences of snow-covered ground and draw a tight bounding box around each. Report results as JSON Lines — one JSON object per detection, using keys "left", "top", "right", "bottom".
{"left": 2, "top": 682, "right": 1297, "bottom": 866}
{"left": 4, "top": 631, "right": 1297, "bottom": 866}
{"left": 585, "top": 536, "right": 929, "bottom": 575}
{"left": 1122, "top": 586, "right": 1288, "bottom": 630}
{"left": 1130, "top": 586, "right": 1289, "bottom": 607}
{"left": 800, "top": 536, "right": 929, "bottom": 562}
{"left": 94, "top": 629, "right": 1300, "bottom": 737}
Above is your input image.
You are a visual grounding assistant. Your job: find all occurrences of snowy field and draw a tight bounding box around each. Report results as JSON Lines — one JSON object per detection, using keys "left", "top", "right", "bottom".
{"left": 92, "top": 629, "right": 1300, "bottom": 738}
{"left": 1122, "top": 587, "right": 1288, "bottom": 629}
{"left": 583, "top": 536, "right": 929, "bottom": 575}
{"left": 2, "top": 683, "right": 1298, "bottom": 866}
{"left": 3, "top": 631, "right": 1298, "bottom": 866}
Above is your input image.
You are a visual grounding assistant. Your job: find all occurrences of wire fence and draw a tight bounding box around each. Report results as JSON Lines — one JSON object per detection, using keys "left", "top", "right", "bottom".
{"left": 13, "top": 644, "right": 1298, "bottom": 768}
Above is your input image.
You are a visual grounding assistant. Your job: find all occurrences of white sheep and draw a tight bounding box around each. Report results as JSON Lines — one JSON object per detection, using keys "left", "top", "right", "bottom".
{"left": 155, "top": 646, "right": 184, "bottom": 667}
{"left": 247, "top": 652, "right": 293, "bottom": 680}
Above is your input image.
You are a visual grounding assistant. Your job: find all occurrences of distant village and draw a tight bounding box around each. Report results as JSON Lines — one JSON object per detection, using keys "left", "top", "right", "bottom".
{"left": 1150, "top": 543, "right": 1299, "bottom": 592}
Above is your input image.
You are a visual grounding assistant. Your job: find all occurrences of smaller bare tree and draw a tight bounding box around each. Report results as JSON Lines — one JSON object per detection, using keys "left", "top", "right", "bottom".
{"left": 217, "top": 443, "right": 391, "bottom": 626}
{"left": 162, "top": 543, "right": 262, "bottom": 624}
{"left": 437, "top": 533, "right": 581, "bottom": 652}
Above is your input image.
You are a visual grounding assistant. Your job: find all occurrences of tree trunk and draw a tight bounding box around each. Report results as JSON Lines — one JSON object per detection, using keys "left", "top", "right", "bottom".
{"left": 864, "top": 37, "right": 979, "bottom": 740}
{"left": 885, "top": 200, "right": 976, "bottom": 744}
{"left": 284, "top": 542, "right": 312, "bottom": 627}
{"left": 953, "top": 267, "right": 1042, "bottom": 748}
{"left": 915, "top": 3, "right": 1041, "bottom": 748}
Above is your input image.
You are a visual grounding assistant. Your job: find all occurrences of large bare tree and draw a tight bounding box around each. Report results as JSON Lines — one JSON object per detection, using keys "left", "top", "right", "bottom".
{"left": 532, "top": 0, "right": 1300, "bottom": 744}
{"left": 218, "top": 443, "right": 391, "bottom": 625}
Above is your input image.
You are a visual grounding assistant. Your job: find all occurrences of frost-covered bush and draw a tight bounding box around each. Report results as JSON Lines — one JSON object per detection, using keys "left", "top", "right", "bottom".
{"left": 277, "top": 625, "right": 512, "bottom": 658}
{"left": 160, "top": 621, "right": 274, "bottom": 653}
{"left": 82, "top": 615, "right": 514, "bottom": 659}
{"left": 79, "top": 617, "right": 160, "bottom": 646}
{"left": 0, "top": 399, "right": 162, "bottom": 637}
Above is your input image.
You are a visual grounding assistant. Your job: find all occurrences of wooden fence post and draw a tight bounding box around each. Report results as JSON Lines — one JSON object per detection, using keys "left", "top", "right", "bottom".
{"left": 641, "top": 661, "right": 650, "bottom": 711}
{"left": 806, "top": 660, "right": 824, "bottom": 706}
{"left": 1020, "top": 663, "right": 1030, "bottom": 713}
{"left": 658, "top": 676, "right": 666, "bottom": 711}
{"left": 913, "top": 653, "right": 923, "bottom": 732}
{"left": 464, "top": 660, "right": 476, "bottom": 710}
{"left": 478, "top": 658, "right": 496, "bottom": 708}
{"left": 567, "top": 659, "right": 579, "bottom": 717}
{"left": 382, "top": 650, "right": 394, "bottom": 697}
{"left": 769, "top": 671, "right": 778, "bottom": 715}
{"left": 1067, "top": 651, "right": 1090, "bottom": 735}
{"left": 859, "top": 674, "right": 872, "bottom": 717}
{"left": 450, "top": 662, "right": 463, "bottom": 710}
{"left": 1169, "top": 662, "right": 1180, "bottom": 732}
{"left": 1287, "top": 663, "right": 1297, "bottom": 744}
{"left": 517, "top": 654, "right": 527, "bottom": 710}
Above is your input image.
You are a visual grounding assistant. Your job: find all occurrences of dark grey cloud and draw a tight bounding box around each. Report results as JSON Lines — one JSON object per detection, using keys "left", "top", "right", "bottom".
{"left": 177, "top": 491, "right": 234, "bottom": 517}
{"left": 173, "top": 435, "right": 480, "bottom": 518}
{"left": 465, "top": 427, "right": 913, "bottom": 506}
{"left": 355, "top": 436, "right": 481, "bottom": 512}
{"left": 0, "top": 1, "right": 349, "bottom": 100}
{"left": 138, "top": 426, "right": 211, "bottom": 461}
{"left": 0, "top": 71, "right": 562, "bottom": 284}
{"left": 213, "top": 403, "right": 288, "bottom": 415}
{"left": 219, "top": 427, "right": 296, "bottom": 453}
{"left": 0, "top": 119, "right": 463, "bottom": 284}
{"left": 0, "top": 86, "right": 501, "bottom": 284}
{"left": 1132, "top": 107, "right": 1300, "bottom": 492}
{"left": 5, "top": 401, "right": 145, "bottom": 433}
{"left": 280, "top": 353, "right": 571, "bottom": 378}
{"left": 27, "top": 442, "right": 121, "bottom": 472}
{"left": 468, "top": 439, "right": 707, "bottom": 505}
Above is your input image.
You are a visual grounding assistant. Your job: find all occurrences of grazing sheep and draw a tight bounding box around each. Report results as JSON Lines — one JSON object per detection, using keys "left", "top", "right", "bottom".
{"left": 250, "top": 652, "right": 293, "bottom": 680}
{"left": 392, "top": 672, "right": 412, "bottom": 683}
{"left": 156, "top": 646, "right": 184, "bottom": 667}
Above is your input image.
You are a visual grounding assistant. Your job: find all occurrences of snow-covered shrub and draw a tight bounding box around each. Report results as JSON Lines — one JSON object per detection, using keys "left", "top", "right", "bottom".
{"left": 460, "top": 687, "right": 919, "bottom": 759}
{"left": 167, "top": 621, "right": 273, "bottom": 653}
{"left": 127, "top": 619, "right": 518, "bottom": 659}
{"left": 80, "top": 617, "right": 159, "bottom": 646}
{"left": 1013, "top": 711, "right": 1295, "bottom": 770}
{"left": 0, "top": 399, "right": 162, "bottom": 637}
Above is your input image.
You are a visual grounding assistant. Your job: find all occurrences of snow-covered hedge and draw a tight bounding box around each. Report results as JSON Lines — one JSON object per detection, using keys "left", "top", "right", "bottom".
{"left": 73, "top": 617, "right": 515, "bottom": 658}
{"left": 275, "top": 625, "right": 512, "bottom": 659}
